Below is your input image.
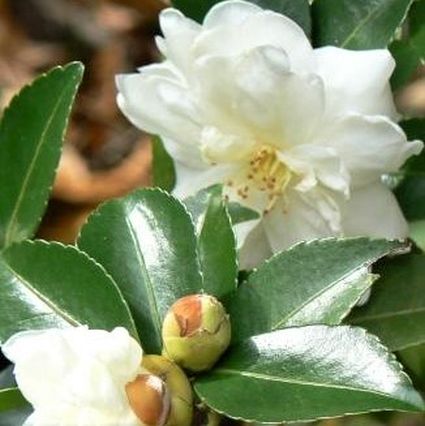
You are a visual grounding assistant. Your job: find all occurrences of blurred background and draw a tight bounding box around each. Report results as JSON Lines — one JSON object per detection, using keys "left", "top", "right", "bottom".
{"left": 0, "top": 0, "right": 168, "bottom": 244}
{"left": 0, "top": 0, "right": 424, "bottom": 425}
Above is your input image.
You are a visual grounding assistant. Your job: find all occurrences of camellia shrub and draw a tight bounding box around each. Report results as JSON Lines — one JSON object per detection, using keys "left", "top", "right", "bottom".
{"left": 0, "top": 0, "right": 424, "bottom": 425}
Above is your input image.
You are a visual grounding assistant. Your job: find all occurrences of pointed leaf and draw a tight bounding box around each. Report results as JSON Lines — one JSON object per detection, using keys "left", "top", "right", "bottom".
{"left": 349, "top": 254, "right": 425, "bottom": 351}
{"left": 185, "top": 186, "right": 238, "bottom": 300}
{"left": 0, "top": 388, "right": 28, "bottom": 413}
{"left": 77, "top": 189, "right": 203, "bottom": 354}
{"left": 226, "top": 202, "right": 259, "bottom": 226}
{"left": 0, "top": 240, "right": 137, "bottom": 343}
{"left": 152, "top": 136, "right": 175, "bottom": 192}
{"left": 312, "top": 0, "right": 413, "bottom": 49}
{"left": 228, "top": 238, "right": 405, "bottom": 343}
{"left": 194, "top": 326, "right": 424, "bottom": 423}
{"left": 0, "top": 63, "right": 83, "bottom": 248}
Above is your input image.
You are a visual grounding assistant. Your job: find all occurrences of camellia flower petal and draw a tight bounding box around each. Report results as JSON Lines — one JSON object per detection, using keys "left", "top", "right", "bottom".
{"left": 116, "top": 0, "right": 423, "bottom": 268}
{"left": 2, "top": 327, "right": 144, "bottom": 426}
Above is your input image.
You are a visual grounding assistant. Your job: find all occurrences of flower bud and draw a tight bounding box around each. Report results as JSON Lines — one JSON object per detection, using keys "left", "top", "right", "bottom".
{"left": 126, "top": 373, "right": 170, "bottom": 426}
{"left": 162, "top": 294, "right": 231, "bottom": 372}
{"left": 142, "top": 355, "right": 193, "bottom": 426}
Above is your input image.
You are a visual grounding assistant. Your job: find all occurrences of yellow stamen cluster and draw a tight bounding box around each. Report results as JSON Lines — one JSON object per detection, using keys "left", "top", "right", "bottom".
{"left": 228, "top": 145, "right": 292, "bottom": 214}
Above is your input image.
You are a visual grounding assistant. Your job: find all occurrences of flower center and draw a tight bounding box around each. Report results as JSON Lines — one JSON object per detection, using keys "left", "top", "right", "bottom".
{"left": 229, "top": 145, "right": 293, "bottom": 214}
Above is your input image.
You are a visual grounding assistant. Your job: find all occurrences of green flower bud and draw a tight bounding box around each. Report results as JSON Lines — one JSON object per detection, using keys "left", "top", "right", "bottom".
{"left": 162, "top": 294, "right": 231, "bottom": 372}
{"left": 142, "top": 355, "right": 193, "bottom": 426}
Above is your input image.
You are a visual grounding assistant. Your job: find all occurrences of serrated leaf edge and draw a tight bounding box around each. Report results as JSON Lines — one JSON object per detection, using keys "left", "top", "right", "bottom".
{"left": 194, "top": 325, "right": 424, "bottom": 424}
{"left": 77, "top": 187, "right": 203, "bottom": 330}
{"left": 0, "top": 62, "right": 84, "bottom": 248}
{"left": 2, "top": 239, "right": 139, "bottom": 341}
{"left": 194, "top": 186, "right": 239, "bottom": 299}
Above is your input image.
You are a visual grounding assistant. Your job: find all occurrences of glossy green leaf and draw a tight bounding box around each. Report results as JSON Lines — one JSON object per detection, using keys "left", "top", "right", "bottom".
{"left": 0, "top": 388, "right": 28, "bottom": 413}
{"left": 171, "top": 0, "right": 311, "bottom": 36}
{"left": 0, "top": 63, "right": 83, "bottom": 248}
{"left": 0, "top": 240, "right": 137, "bottom": 343}
{"left": 195, "top": 325, "right": 424, "bottom": 423}
{"left": 349, "top": 254, "right": 425, "bottom": 351}
{"left": 312, "top": 0, "right": 413, "bottom": 49}
{"left": 78, "top": 189, "right": 203, "bottom": 354}
{"left": 226, "top": 202, "right": 260, "bottom": 226}
{"left": 185, "top": 186, "right": 238, "bottom": 300}
{"left": 152, "top": 136, "right": 175, "bottom": 192}
{"left": 228, "top": 238, "right": 405, "bottom": 343}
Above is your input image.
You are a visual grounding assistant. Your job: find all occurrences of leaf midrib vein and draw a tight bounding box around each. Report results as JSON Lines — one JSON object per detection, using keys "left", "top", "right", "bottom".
{"left": 271, "top": 265, "right": 368, "bottom": 330}
{"left": 125, "top": 212, "right": 162, "bottom": 341}
{"left": 3, "top": 260, "right": 79, "bottom": 326}
{"left": 4, "top": 80, "right": 71, "bottom": 246}
{"left": 214, "top": 368, "right": 402, "bottom": 401}
{"left": 340, "top": 1, "right": 386, "bottom": 47}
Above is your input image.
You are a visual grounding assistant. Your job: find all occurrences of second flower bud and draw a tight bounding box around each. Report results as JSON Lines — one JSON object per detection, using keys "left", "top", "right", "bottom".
{"left": 162, "top": 294, "right": 231, "bottom": 372}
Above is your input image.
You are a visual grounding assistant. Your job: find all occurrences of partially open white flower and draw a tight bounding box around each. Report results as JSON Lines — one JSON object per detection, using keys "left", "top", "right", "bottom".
{"left": 116, "top": 0, "right": 423, "bottom": 268}
{"left": 3, "top": 327, "right": 144, "bottom": 425}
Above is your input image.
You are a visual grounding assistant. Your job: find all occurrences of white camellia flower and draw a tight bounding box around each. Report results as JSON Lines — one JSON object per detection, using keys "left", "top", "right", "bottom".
{"left": 2, "top": 327, "right": 144, "bottom": 426}
{"left": 116, "top": 0, "right": 423, "bottom": 268}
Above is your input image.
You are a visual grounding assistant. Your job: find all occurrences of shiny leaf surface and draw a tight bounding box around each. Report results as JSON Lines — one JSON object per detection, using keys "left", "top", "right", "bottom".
{"left": 0, "top": 240, "right": 137, "bottom": 343}
{"left": 228, "top": 238, "right": 405, "bottom": 343}
{"left": 349, "top": 254, "right": 425, "bottom": 351}
{"left": 185, "top": 186, "right": 238, "bottom": 300}
{"left": 0, "top": 63, "right": 83, "bottom": 248}
{"left": 78, "top": 189, "right": 203, "bottom": 353}
{"left": 312, "top": 0, "right": 413, "bottom": 49}
{"left": 152, "top": 136, "right": 175, "bottom": 192}
{"left": 195, "top": 326, "right": 425, "bottom": 423}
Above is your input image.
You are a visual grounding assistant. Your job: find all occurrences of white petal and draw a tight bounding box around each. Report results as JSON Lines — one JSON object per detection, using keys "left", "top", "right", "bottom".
{"left": 263, "top": 189, "right": 341, "bottom": 253}
{"left": 280, "top": 145, "right": 350, "bottom": 196}
{"left": 318, "top": 114, "right": 423, "bottom": 188}
{"left": 341, "top": 182, "right": 408, "bottom": 239}
{"left": 233, "top": 49, "right": 323, "bottom": 147}
{"left": 3, "top": 328, "right": 79, "bottom": 408}
{"left": 137, "top": 61, "right": 181, "bottom": 81}
{"left": 159, "top": 8, "right": 201, "bottom": 77}
{"left": 173, "top": 161, "right": 236, "bottom": 199}
{"left": 193, "top": 10, "right": 313, "bottom": 73}
{"left": 238, "top": 222, "right": 273, "bottom": 270}
{"left": 116, "top": 73, "right": 202, "bottom": 144}
{"left": 200, "top": 126, "right": 257, "bottom": 164}
{"left": 3, "top": 327, "right": 142, "bottom": 424}
{"left": 314, "top": 47, "right": 399, "bottom": 120}
{"left": 195, "top": 47, "right": 323, "bottom": 146}
{"left": 203, "top": 0, "right": 262, "bottom": 28}
{"left": 162, "top": 136, "right": 205, "bottom": 169}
